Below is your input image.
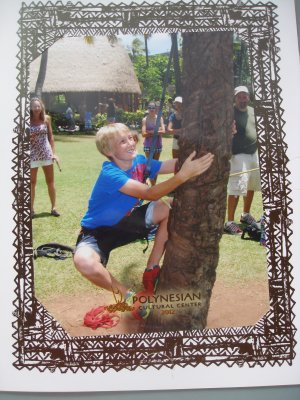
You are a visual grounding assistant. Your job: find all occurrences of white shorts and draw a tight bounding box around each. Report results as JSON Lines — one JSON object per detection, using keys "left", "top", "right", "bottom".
{"left": 228, "top": 152, "right": 261, "bottom": 196}
{"left": 172, "top": 138, "right": 179, "bottom": 150}
{"left": 30, "top": 159, "right": 53, "bottom": 168}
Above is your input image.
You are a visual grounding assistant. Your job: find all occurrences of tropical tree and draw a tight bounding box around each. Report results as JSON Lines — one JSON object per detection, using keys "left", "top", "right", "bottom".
{"left": 129, "top": 37, "right": 145, "bottom": 60}
{"left": 171, "top": 33, "right": 182, "bottom": 95}
{"left": 132, "top": 53, "right": 177, "bottom": 100}
{"left": 144, "top": 33, "right": 152, "bottom": 67}
{"left": 34, "top": 49, "right": 48, "bottom": 98}
{"left": 233, "top": 34, "right": 250, "bottom": 87}
{"left": 145, "top": 31, "right": 233, "bottom": 332}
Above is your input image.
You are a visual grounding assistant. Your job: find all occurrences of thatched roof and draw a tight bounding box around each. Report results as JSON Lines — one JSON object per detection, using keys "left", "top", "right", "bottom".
{"left": 30, "top": 36, "right": 141, "bottom": 94}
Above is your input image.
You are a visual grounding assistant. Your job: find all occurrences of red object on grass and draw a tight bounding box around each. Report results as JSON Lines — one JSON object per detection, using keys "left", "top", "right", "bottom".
{"left": 83, "top": 305, "right": 120, "bottom": 329}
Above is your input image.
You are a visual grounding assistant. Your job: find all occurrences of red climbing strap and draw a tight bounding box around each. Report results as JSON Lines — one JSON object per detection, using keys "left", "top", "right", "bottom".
{"left": 83, "top": 305, "right": 120, "bottom": 330}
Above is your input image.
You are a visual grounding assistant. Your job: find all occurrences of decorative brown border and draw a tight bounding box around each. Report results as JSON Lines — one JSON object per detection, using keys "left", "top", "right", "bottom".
{"left": 12, "top": 0, "right": 296, "bottom": 372}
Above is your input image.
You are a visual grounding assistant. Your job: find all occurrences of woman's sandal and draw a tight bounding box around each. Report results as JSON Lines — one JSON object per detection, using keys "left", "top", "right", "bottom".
{"left": 51, "top": 208, "right": 60, "bottom": 217}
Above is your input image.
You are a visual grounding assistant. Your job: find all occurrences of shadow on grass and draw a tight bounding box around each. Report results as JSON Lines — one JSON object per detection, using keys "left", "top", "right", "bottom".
{"left": 120, "top": 261, "right": 143, "bottom": 287}
{"left": 33, "top": 212, "right": 54, "bottom": 219}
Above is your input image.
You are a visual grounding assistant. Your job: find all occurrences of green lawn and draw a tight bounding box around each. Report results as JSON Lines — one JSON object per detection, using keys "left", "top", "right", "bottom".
{"left": 33, "top": 133, "right": 268, "bottom": 301}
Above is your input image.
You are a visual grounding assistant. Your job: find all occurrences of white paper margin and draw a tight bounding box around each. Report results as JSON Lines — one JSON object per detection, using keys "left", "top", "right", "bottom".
{"left": 0, "top": 0, "right": 299, "bottom": 392}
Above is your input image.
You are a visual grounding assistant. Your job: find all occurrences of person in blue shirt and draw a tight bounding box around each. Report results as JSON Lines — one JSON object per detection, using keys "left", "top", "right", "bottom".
{"left": 74, "top": 123, "right": 214, "bottom": 318}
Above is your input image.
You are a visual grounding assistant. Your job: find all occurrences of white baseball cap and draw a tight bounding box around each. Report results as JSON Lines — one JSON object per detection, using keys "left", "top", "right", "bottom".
{"left": 174, "top": 96, "right": 183, "bottom": 103}
{"left": 234, "top": 86, "right": 249, "bottom": 96}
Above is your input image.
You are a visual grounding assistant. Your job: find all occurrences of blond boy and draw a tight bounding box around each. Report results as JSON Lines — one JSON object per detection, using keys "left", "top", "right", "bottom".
{"left": 74, "top": 123, "right": 214, "bottom": 317}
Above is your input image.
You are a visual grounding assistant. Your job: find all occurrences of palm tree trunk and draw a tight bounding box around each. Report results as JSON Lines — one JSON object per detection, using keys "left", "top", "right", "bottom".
{"left": 144, "top": 35, "right": 149, "bottom": 68}
{"left": 171, "top": 33, "right": 182, "bottom": 96}
{"left": 145, "top": 31, "right": 233, "bottom": 333}
{"left": 34, "top": 49, "right": 48, "bottom": 98}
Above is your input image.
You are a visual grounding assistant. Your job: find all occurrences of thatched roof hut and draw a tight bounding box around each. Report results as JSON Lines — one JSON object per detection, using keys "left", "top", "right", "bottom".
{"left": 30, "top": 36, "right": 141, "bottom": 114}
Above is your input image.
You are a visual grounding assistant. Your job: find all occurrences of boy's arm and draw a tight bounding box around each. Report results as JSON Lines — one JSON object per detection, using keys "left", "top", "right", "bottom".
{"left": 158, "top": 159, "right": 177, "bottom": 174}
{"left": 119, "top": 152, "right": 214, "bottom": 201}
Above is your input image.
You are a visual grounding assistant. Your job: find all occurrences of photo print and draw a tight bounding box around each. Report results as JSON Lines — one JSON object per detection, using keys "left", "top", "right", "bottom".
{"left": 10, "top": 0, "right": 297, "bottom": 382}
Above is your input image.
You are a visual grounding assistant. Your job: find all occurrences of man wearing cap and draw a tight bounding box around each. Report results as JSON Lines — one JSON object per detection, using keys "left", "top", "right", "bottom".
{"left": 167, "top": 96, "right": 183, "bottom": 159}
{"left": 224, "top": 86, "right": 261, "bottom": 235}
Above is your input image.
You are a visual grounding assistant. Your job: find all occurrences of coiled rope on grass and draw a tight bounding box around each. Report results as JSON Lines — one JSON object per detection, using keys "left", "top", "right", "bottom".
{"left": 83, "top": 305, "right": 120, "bottom": 330}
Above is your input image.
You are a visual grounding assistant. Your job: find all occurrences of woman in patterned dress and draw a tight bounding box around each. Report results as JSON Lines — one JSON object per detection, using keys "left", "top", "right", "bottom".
{"left": 141, "top": 101, "right": 165, "bottom": 185}
{"left": 30, "top": 97, "right": 60, "bottom": 217}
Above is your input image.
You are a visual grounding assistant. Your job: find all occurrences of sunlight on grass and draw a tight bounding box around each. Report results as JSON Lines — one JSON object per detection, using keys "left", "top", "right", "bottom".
{"left": 33, "top": 133, "right": 268, "bottom": 301}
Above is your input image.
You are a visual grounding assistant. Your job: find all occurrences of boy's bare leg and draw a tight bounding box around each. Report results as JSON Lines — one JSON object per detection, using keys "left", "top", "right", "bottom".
{"left": 146, "top": 199, "right": 170, "bottom": 268}
{"left": 74, "top": 247, "right": 128, "bottom": 296}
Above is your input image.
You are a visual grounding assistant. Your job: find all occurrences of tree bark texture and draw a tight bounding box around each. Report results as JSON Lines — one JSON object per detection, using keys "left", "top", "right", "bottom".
{"left": 171, "top": 33, "right": 182, "bottom": 96}
{"left": 145, "top": 32, "right": 233, "bottom": 333}
{"left": 34, "top": 49, "right": 48, "bottom": 99}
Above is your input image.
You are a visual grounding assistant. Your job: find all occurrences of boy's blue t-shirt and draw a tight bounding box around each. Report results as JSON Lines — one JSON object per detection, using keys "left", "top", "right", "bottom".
{"left": 81, "top": 154, "right": 162, "bottom": 229}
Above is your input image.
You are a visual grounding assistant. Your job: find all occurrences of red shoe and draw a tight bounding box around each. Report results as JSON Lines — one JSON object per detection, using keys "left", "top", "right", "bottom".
{"left": 142, "top": 265, "right": 161, "bottom": 293}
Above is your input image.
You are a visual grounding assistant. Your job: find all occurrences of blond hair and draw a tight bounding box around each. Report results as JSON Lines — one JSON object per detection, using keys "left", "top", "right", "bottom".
{"left": 95, "top": 123, "right": 131, "bottom": 158}
{"left": 30, "top": 97, "right": 46, "bottom": 121}
{"left": 131, "top": 130, "right": 139, "bottom": 143}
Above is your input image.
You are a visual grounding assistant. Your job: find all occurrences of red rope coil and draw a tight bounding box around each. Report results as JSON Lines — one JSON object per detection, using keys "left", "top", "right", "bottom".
{"left": 83, "top": 305, "right": 120, "bottom": 329}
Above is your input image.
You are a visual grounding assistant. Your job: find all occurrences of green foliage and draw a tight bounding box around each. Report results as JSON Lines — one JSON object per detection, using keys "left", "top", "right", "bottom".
{"left": 93, "top": 110, "right": 145, "bottom": 129}
{"left": 130, "top": 37, "right": 145, "bottom": 58}
{"left": 131, "top": 35, "right": 251, "bottom": 100}
{"left": 49, "top": 111, "right": 82, "bottom": 133}
{"left": 133, "top": 54, "right": 176, "bottom": 100}
{"left": 233, "top": 36, "right": 251, "bottom": 87}
{"left": 120, "top": 110, "right": 145, "bottom": 128}
{"left": 48, "top": 112, "right": 67, "bottom": 132}
{"left": 115, "top": 107, "right": 125, "bottom": 123}
{"left": 93, "top": 113, "right": 107, "bottom": 129}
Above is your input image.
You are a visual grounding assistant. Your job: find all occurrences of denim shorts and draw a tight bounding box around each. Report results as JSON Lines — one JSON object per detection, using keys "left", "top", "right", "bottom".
{"left": 75, "top": 202, "right": 158, "bottom": 265}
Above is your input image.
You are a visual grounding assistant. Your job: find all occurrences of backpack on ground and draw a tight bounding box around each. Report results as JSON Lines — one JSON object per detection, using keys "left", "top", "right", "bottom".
{"left": 241, "top": 216, "right": 266, "bottom": 246}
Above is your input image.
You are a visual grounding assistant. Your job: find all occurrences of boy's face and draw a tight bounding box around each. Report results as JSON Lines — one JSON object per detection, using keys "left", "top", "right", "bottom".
{"left": 107, "top": 130, "right": 137, "bottom": 166}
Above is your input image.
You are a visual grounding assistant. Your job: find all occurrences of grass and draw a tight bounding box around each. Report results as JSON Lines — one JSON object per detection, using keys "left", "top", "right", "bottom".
{"left": 33, "top": 133, "right": 268, "bottom": 301}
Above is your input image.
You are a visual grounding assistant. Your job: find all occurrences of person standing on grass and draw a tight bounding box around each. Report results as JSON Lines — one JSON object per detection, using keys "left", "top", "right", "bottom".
{"left": 141, "top": 102, "right": 165, "bottom": 185}
{"left": 167, "top": 96, "right": 183, "bottom": 159}
{"left": 106, "top": 98, "right": 117, "bottom": 124}
{"left": 166, "top": 97, "right": 174, "bottom": 119}
{"left": 65, "top": 104, "right": 75, "bottom": 130}
{"left": 224, "top": 86, "right": 261, "bottom": 235}
{"left": 30, "top": 97, "right": 60, "bottom": 218}
{"left": 73, "top": 123, "right": 214, "bottom": 319}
